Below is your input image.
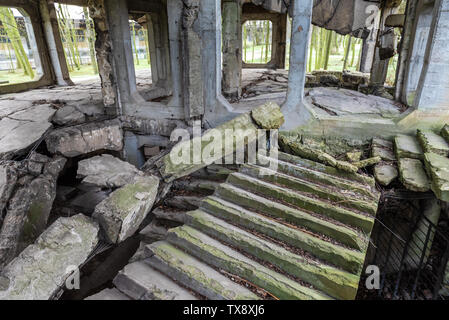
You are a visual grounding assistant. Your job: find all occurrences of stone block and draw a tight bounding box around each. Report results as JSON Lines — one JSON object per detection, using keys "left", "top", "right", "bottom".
{"left": 0, "top": 214, "right": 99, "bottom": 300}
{"left": 45, "top": 119, "right": 123, "bottom": 157}
{"left": 93, "top": 175, "right": 159, "bottom": 243}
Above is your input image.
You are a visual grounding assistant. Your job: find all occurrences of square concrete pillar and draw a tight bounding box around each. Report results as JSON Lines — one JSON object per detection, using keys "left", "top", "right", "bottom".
{"left": 222, "top": 0, "right": 242, "bottom": 100}
{"left": 412, "top": 0, "right": 449, "bottom": 111}
{"left": 281, "top": 0, "right": 313, "bottom": 130}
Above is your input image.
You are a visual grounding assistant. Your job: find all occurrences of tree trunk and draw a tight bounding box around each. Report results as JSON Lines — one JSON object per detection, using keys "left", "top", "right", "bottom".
{"left": 0, "top": 8, "right": 34, "bottom": 78}
{"left": 323, "top": 30, "right": 333, "bottom": 70}
{"left": 83, "top": 7, "right": 98, "bottom": 74}
{"left": 343, "top": 36, "right": 352, "bottom": 70}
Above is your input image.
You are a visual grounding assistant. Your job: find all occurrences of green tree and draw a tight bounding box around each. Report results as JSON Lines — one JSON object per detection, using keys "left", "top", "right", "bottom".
{"left": 83, "top": 7, "right": 98, "bottom": 74}
{"left": 0, "top": 8, "right": 34, "bottom": 78}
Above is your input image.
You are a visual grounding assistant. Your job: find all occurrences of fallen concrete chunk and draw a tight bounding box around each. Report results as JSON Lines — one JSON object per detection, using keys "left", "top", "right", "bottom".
{"left": 372, "top": 137, "right": 393, "bottom": 149}
{"left": 85, "top": 288, "right": 130, "bottom": 300}
{"left": 250, "top": 102, "right": 285, "bottom": 129}
{"left": 398, "top": 158, "right": 430, "bottom": 192}
{"left": 45, "top": 119, "right": 123, "bottom": 157}
{"left": 157, "top": 113, "right": 259, "bottom": 182}
{"left": 77, "top": 154, "right": 141, "bottom": 188}
{"left": 93, "top": 175, "right": 159, "bottom": 243}
{"left": 417, "top": 130, "right": 449, "bottom": 157}
{"left": 372, "top": 146, "right": 396, "bottom": 161}
{"left": 374, "top": 164, "right": 398, "bottom": 186}
{"left": 52, "top": 106, "right": 86, "bottom": 126}
{"left": 424, "top": 152, "right": 449, "bottom": 201}
{"left": 0, "top": 214, "right": 99, "bottom": 300}
{"left": 394, "top": 135, "right": 423, "bottom": 160}
{"left": 0, "top": 162, "right": 18, "bottom": 214}
{"left": 279, "top": 136, "right": 358, "bottom": 173}
{"left": 0, "top": 154, "right": 66, "bottom": 268}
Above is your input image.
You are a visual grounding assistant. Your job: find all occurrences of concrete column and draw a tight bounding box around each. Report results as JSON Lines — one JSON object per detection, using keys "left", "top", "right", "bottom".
{"left": 181, "top": 0, "right": 204, "bottom": 120}
{"left": 39, "top": 0, "right": 73, "bottom": 86}
{"left": 88, "top": 0, "right": 117, "bottom": 114}
{"left": 359, "top": 19, "right": 380, "bottom": 73}
{"left": 201, "top": 0, "right": 236, "bottom": 127}
{"left": 281, "top": 0, "right": 313, "bottom": 130}
{"left": 222, "top": 0, "right": 242, "bottom": 99}
{"left": 370, "top": 6, "right": 398, "bottom": 86}
{"left": 274, "top": 14, "right": 288, "bottom": 69}
{"left": 104, "top": 0, "right": 145, "bottom": 115}
{"left": 395, "top": 0, "right": 419, "bottom": 101}
{"left": 146, "top": 11, "right": 171, "bottom": 95}
{"left": 166, "top": 0, "right": 183, "bottom": 108}
{"left": 413, "top": 0, "right": 449, "bottom": 111}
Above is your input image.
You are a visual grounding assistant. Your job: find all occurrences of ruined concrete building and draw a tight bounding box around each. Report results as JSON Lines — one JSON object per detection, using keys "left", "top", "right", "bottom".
{"left": 0, "top": 0, "right": 448, "bottom": 302}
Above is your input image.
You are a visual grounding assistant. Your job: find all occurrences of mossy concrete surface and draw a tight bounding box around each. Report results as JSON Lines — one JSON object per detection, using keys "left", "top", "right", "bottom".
{"left": 93, "top": 175, "right": 159, "bottom": 243}
{"left": 417, "top": 130, "right": 449, "bottom": 157}
{"left": 398, "top": 158, "right": 430, "bottom": 192}
{"left": 424, "top": 152, "right": 449, "bottom": 201}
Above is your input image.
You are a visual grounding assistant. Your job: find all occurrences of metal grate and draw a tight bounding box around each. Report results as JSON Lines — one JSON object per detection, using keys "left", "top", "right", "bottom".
{"left": 359, "top": 191, "right": 449, "bottom": 300}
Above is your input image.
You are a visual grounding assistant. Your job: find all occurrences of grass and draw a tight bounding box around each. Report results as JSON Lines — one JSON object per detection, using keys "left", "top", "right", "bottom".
{"left": 0, "top": 69, "right": 36, "bottom": 86}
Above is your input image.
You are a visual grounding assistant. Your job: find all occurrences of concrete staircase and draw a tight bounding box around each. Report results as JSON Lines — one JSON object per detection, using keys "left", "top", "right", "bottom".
{"left": 91, "top": 152, "right": 380, "bottom": 300}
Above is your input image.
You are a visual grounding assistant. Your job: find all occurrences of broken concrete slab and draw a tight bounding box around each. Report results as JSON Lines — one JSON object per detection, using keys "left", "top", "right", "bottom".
{"left": 398, "top": 158, "right": 430, "bottom": 192}
{"left": 85, "top": 288, "right": 131, "bottom": 300}
{"left": 372, "top": 146, "right": 396, "bottom": 161}
{"left": 395, "top": 134, "right": 424, "bottom": 160}
{"left": 0, "top": 214, "right": 99, "bottom": 300}
{"left": 52, "top": 106, "right": 86, "bottom": 126}
{"left": 417, "top": 130, "right": 449, "bottom": 157}
{"left": 77, "top": 154, "right": 142, "bottom": 188}
{"left": 0, "top": 153, "right": 67, "bottom": 268}
{"left": 306, "top": 87, "right": 402, "bottom": 117}
{"left": 156, "top": 114, "right": 259, "bottom": 182}
{"left": 279, "top": 135, "right": 359, "bottom": 173}
{"left": 113, "top": 261, "right": 197, "bottom": 300}
{"left": 424, "top": 152, "right": 449, "bottom": 202}
{"left": 251, "top": 102, "right": 285, "bottom": 129}
{"left": 93, "top": 175, "right": 159, "bottom": 243}
{"left": 45, "top": 119, "right": 123, "bottom": 157}
{"left": 0, "top": 105, "right": 56, "bottom": 160}
{"left": 374, "top": 164, "right": 398, "bottom": 186}
{"left": 372, "top": 137, "right": 393, "bottom": 149}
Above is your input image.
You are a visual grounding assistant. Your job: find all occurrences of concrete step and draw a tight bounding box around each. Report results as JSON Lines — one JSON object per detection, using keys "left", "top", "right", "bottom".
{"left": 85, "top": 288, "right": 131, "bottom": 300}
{"left": 144, "top": 241, "right": 259, "bottom": 300}
{"left": 258, "top": 154, "right": 377, "bottom": 199}
{"left": 205, "top": 191, "right": 365, "bottom": 251}
{"left": 166, "top": 225, "right": 332, "bottom": 300}
{"left": 184, "top": 210, "right": 360, "bottom": 299}
{"left": 113, "top": 261, "right": 198, "bottom": 300}
{"left": 200, "top": 197, "right": 365, "bottom": 273}
{"left": 241, "top": 164, "right": 378, "bottom": 215}
{"left": 226, "top": 172, "right": 375, "bottom": 233}
{"left": 277, "top": 151, "right": 375, "bottom": 187}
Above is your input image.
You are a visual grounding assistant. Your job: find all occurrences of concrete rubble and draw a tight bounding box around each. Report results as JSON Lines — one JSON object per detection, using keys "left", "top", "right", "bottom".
{"left": 77, "top": 154, "right": 142, "bottom": 188}
{"left": 1, "top": 0, "right": 449, "bottom": 302}
{"left": 45, "top": 119, "right": 123, "bottom": 157}
{"left": 0, "top": 214, "right": 99, "bottom": 300}
{"left": 93, "top": 175, "right": 160, "bottom": 244}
